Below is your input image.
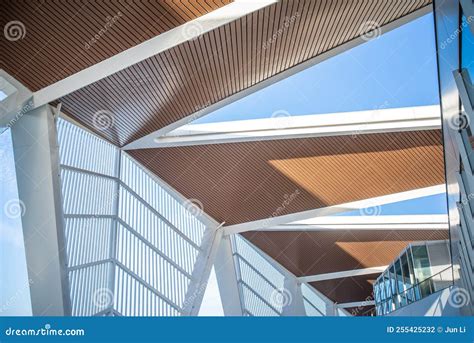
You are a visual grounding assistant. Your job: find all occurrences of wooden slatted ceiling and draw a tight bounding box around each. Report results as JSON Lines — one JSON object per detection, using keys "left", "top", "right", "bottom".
{"left": 0, "top": 0, "right": 231, "bottom": 91}
{"left": 241, "top": 230, "right": 449, "bottom": 277}
{"left": 128, "top": 130, "right": 444, "bottom": 225}
{"left": 243, "top": 229, "right": 448, "bottom": 309}
{"left": 310, "top": 275, "right": 378, "bottom": 306}
{"left": 51, "top": 0, "right": 432, "bottom": 147}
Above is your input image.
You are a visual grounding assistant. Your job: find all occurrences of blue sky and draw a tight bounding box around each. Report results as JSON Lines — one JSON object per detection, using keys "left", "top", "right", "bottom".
{"left": 462, "top": 15, "right": 474, "bottom": 75}
{"left": 0, "top": 130, "right": 31, "bottom": 316}
{"left": 0, "top": 13, "right": 446, "bottom": 316}
{"left": 194, "top": 13, "right": 439, "bottom": 124}
{"left": 338, "top": 194, "right": 447, "bottom": 216}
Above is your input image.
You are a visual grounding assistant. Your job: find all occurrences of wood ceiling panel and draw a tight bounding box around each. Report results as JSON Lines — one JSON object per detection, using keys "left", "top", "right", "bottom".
{"left": 128, "top": 130, "right": 444, "bottom": 225}
{"left": 241, "top": 230, "right": 449, "bottom": 277}
{"left": 51, "top": 0, "right": 432, "bottom": 146}
{"left": 0, "top": 0, "right": 231, "bottom": 91}
{"left": 310, "top": 274, "right": 378, "bottom": 306}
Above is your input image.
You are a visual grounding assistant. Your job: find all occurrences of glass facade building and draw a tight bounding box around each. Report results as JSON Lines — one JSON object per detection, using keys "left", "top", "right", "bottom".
{"left": 374, "top": 241, "right": 452, "bottom": 315}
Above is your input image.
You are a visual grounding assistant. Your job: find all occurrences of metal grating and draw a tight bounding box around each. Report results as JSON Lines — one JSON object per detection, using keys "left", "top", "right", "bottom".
{"left": 231, "top": 234, "right": 285, "bottom": 316}
{"left": 57, "top": 118, "right": 208, "bottom": 316}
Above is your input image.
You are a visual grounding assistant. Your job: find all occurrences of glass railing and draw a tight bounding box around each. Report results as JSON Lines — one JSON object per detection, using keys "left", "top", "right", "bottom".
{"left": 376, "top": 266, "right": 454, "bottom": 315}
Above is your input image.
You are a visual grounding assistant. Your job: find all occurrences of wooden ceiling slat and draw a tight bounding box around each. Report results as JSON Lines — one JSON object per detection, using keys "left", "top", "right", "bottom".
{"left": 1, "top": 0, "right": 231, "bottom": 91}
{"left": 242, "top": 229, "right": 449, "bottom": 276}
{"left": 128, "top": 130, "right": 444, "bottom": 225}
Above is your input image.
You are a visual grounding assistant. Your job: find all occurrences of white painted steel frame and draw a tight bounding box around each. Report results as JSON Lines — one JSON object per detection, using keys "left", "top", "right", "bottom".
{"left": 451, "top": 58, "right": 474, "bottom": 306}
{"left": 262, "top": 215, "right": 449, "bottom": 232}
{"left": 10, "top": 105, "right": 72, "bottom": 316}
{"left": 298, "top": 266, "right": 389, "bottom": 284}
{"left": 224, "top": 185, "right": 447, "bottom": 235}
{"left": 57, "top": 118, "right": 222, "bottom": 316}
{"left": 436, "top": 0, "right": 474, "bottom": 316}
{"left": 124, "top": 105, "right": 441, "bottom": 149}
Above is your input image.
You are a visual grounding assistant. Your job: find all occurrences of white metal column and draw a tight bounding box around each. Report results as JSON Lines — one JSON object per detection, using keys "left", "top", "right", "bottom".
{"left": 10, "top": 104, "right": 71, "bottom": 315}
{"left": 214, "top": 235, "right": 244, "bottom": 316}
{"left": 281, "top": 277, "right": 306, "bottom": 316}
{"left": 181, "top": 225, "right": 223, "bottom": 315}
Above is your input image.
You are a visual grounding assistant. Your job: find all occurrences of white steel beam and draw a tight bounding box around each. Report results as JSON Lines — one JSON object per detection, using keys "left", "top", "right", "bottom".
{"left": 298, "top": 266, "right": 388, "bottom": 284}
{"left": 31, "top": 0, "right": 277, "bottom": 108}
{"left": 124, "top": 105, "right": 440, "bottom": 149}
{"left": 224, "top": 185, "right": 446, "bottom": 235}
{"left": 0, "top": 70, "right": 33, "bottom": 127}
{"left": 262, "top": 214, "right": 449, "bottom": 232}
{"left": 10, "top": 105, "right": 71, "bottom": 315}
{"left": 182, "top": 223, "right": 224, "bottom": 316}
{"left": 123, "top": 5, "right": 433, "bottom": 150}
{"left": 453, "top": 69, "right": 474, "bottom": 124}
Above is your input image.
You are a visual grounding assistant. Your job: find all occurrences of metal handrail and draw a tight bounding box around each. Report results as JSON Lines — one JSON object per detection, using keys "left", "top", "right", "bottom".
{"left": 401, "top": 265, "right": 454, "bottom": 298}
{"left": 376, "top": 265, "right": 454, "bottom": 314}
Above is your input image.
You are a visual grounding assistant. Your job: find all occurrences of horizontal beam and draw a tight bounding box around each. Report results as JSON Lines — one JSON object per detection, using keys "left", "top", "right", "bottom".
{"left": 262, "top": 214, "right": 449, "bottom": 231}
{"left": 223, "top": 185, "right": 447, "bottom": 235}
{"left": 31, "top": 0, "right": 277, "bottom": 108}
{"left": 124, "top": 105, "right": 440, "bottom": 149}
{"left": 336, "top": 300, "right": 375, "bottom": 309}
{"left": 123, "top": 5, "right": 433, "bottom": 150}
{"left": 298, "top": 266, "right": 388, "bottom": 283}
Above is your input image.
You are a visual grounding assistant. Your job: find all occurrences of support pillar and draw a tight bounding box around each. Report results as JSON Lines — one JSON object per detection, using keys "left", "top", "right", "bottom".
{"left": 214, "top": 235, "right": 243, "bottom": 316}
{"left": 181, "top": 225, "right": 223, "bottom": 315}
{"left": 281, "top": 277, "right": 306, "bottom": 316}
{"left": 10, "top": 104, "right": 71, "bottom": 315}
